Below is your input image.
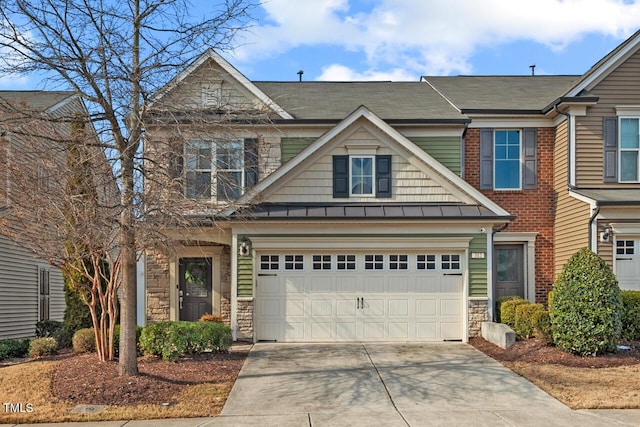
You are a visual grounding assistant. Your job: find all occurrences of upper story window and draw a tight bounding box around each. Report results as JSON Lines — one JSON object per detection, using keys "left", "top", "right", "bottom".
{"left": 333, "top": 155, "right": 391, "bottom": 198}
{"left": 351, "top": 156, "right": 374, "bottom": 195}
{"left": 479, "top": 128, "right": 537, "bottom": 191}
{"left": 494, "top": 130, "right": 521, "bottom": 190}
{"left": 620, "top": 118, "right": 639, "bottom": 182}
{"left": 183, "top": 138, "right": 258, "bottom": 201}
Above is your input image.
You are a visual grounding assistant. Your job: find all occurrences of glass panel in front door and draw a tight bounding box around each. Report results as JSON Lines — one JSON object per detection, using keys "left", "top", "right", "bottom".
{"left": 495, "top": 245, "right": 524, "bottom": 298}
{"left": 179, "top": 257, "right": 213, "bottom": 321}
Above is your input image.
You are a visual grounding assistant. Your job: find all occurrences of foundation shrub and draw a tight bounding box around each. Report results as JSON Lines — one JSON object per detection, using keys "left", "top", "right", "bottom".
{"left": 514, "top": 303, "right": 545, "bottom": 338}
{"left": 0, "top": 339, "right": 30, "bottom": 360}
{"left": 72, "top": 328, "right": 96, "bottom": 353}
{"left": 621, "top": 290, "right": 640, "bottom": 341}
{"left": 140, "top": 321, "right": 232, "bottom": 361}
{"left": 495, "top": 295, "right": 522, "bottom": 323}
{"left": 29, "top": 337, "right": 57, "bottom": 358}
{"left": 500, "top": 297, "right": 529, "bottom": 327}
{"left": 550, "top": 248, "right": 622, "bottom": 356}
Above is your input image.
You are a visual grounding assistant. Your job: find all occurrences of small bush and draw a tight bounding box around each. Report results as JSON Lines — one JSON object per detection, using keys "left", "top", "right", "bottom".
{"left": 621, "top": 290, "right": 640, "bottom": 341}
{"left": 29, "top": 337, "right": 57, "bottom": 358}
{"left": 550, "top": 248, "right": 622, "bottom": 356}
{"left": 495, "top": 295, "right": 522, "bottom": 323}
{"left": 514, "top": 303, "right": 544, "bottom": 338}
{"left": 73, "top": 328, "right": 96, "bottom": 353}
{"left": 35, "top": 320, "right": 63, "bottom": 338}
{"left": 199, "top": 313, "right": 225, "bottom": 323}
{"left": 140, "top": 321, "right": 232, "bottom": 361}
{"left": 500, "top": 297, "right": 529, "bottom": 327}
{"left": 0, "top": 339, "right": 30, "bottom": 360}
{"left": 532, "top": 310, "right": 553, "bottom": 344}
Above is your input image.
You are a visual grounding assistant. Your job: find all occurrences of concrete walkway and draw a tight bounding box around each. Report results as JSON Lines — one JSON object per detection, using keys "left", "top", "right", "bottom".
{"left": 3, "top": 343, "right": 640, "bottom": 426}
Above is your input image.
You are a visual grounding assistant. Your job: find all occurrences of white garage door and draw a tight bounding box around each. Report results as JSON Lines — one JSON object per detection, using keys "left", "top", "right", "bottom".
{"left": 616, "top": 239, "right": 640, "bottom": 291}
{"left": 255, "top": 251, "right": 464, "bottom": 342}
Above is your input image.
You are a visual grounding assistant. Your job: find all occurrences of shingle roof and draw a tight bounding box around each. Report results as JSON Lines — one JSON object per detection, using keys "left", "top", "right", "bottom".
{"left": 0, "top": 91, "right": 75, "bottom": 112}
{"left": 253, "top": 82, "right": 467, "bottom": 121}
{"left": 573, "top": 189, "right": 640, "bottom": 205}
{"left": 422, "top": 76, "right": 580, "bottom": 112}
{"left": 232, "top": 203, "right": 512, "bottom": 220}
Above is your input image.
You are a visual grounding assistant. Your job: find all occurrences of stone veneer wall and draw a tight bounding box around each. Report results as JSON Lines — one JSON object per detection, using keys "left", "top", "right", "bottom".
{"left": 468, "top": 298, "right": 489, "bottom": 338}
{"left": 146, "top": 249, "right": 171, "bottom": 323}
{"left": 236, "top": 297, "right": 254, "bottom": 340}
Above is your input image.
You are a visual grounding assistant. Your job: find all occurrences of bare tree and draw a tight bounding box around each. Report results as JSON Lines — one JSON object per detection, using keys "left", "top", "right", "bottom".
{"left": 0, "top": 0, "right": 256, "bottom": 375}
{"left": 0, "top": 98, "right": 122, "bottom": 362}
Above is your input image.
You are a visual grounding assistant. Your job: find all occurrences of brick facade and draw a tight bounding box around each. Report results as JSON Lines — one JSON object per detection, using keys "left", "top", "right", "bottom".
{"left": 466, "top": 127, "right": 556, "bottom": 304}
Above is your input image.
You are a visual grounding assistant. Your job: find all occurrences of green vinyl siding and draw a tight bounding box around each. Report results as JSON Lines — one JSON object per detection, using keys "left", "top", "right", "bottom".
{"left": 281, "top": 137, "right": 315, "bottom": 163}
{"left": 237, "top": 252, "right": 253, "bottom": 297}
{"left": 468, "top": 233, "right": 488, "bottom": 297}
{"left": 408, "top": 136, "right": 461, "bottom": 175}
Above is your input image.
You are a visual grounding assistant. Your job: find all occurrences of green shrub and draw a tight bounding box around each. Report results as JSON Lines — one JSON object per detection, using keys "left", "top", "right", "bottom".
{"left": 0, "top": 339, "right": 30, "bottom": 360}
{"left": 72, "top": 328, "right": 96, "bottom": 353}
{"left": 62, "top": 278, "right": 93, "bottom": 333}
{"left": 35, "top": 320, "right": 63, "bottom": 338}
{"left": 29, "top": 337, "right": 58, "bottom": 358}
{"left": 514, "top": 303, "right": 545, "bottom": 338}
{"left": 500, "top": 297, "right": 529, "bottom": 327}
{"left": 140, "top": 321, "right": 232, "bottom": 361}
{"left": 532, "top": 310, "right": 553, "bottom": 344}
{"left": 621, "top": 290, "right": 640, "bottom": 341}
{"left": 550, "top": 248, "right": 623, "bottom": 356}
{"left": 495, "top": 295, "right": 522, "bottom": 323}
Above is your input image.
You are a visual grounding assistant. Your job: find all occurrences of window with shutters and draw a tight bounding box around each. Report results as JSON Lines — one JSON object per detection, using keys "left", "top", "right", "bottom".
{"left": 619, "top": 118, "right": 640, "bottom": 182}
{"left": 39, "top": 268, "right": 50, "bottom": 321}
{"left": 333, "top": 155, "right": 392, "bottom": 198}
{"left": 479, "top": 128, "right": 537, "bottom": 191}
{"left": 183, "top": 139, "right": 258, "bottom": 201}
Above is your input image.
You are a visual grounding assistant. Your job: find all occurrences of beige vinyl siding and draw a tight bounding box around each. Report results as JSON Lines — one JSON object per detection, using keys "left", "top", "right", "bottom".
{"left": 281, "top": 137, "right": 315, "bottom": 163}
{"left": 266, "top": 127, "right": 462, "bottom": 203}
{"left": 553, "top": 120, "right": 591, "bottom": 275}
{"left": 0, "top": 236, "right": 64, "bottom": 339}
{"left": 408, "top": 136, "right": 461, "bottom": 175}
{"left": 575, "top": 49, "right": 640, "bottom": 188}
{"left": 596, "top": 219, "right": 614, "bottom": 268}
{"left": 468, "top": 234, "right": 487, "bottom": 297}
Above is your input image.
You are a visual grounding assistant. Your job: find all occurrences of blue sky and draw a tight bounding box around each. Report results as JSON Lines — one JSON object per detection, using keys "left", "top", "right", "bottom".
{"left": 2, "top": 0, "right": 640, "bottom": 89}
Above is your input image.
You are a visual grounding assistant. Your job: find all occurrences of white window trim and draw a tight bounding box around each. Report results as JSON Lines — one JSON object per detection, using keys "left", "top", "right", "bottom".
{"left": 185, "top": 139, "right": 245, "bottom": 201}
{"left": 618, "top": 116, "right": 640, "bottom": 183}
{"left": 493, "top": 129, "right": 523, "bottom": 191}
{"left": 349, "top": 155, "right": 375, "bottom": 197}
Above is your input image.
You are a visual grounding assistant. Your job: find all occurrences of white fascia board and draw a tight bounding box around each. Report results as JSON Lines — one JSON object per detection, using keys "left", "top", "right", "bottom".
{"left": 467, "top": 118, "right": 555, "bottom": 128}
{"left": 568, "top": 190, "right": 597, "bottom": 207}
{"left": 148, "top": 50, "right": 293, "bottom": 119}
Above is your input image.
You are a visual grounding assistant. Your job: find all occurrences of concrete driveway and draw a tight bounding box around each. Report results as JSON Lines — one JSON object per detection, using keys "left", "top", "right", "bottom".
{"left": 212, "top": 343, "right": 638, "bottom": 427}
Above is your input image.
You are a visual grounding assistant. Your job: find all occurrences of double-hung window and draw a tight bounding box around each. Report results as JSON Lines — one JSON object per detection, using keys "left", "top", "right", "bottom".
{"left": 494, "top": 130, "right": 521, "bottom": 190}
{"left": 620, "top": 118, "right": 640, "bottom": 182}
{"left": 351, "top": 156, "right": 374, "bottom": 196}
{"left": 479, "top": 128, "right": 537, "bottom": 191}
{"left": 184, "top": 139, "right": 257, "bottom": 201}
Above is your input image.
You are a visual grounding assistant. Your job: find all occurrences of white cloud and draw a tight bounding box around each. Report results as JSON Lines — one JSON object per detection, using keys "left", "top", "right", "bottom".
{"left": 233, "top": 0, "right": 640, "bottom": 79}
{"left": 318, "top": 63, "right": 416, "bottom": 81}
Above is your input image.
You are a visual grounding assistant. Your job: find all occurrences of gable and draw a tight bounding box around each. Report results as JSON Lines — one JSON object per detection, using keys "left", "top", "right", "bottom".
{"left": 265, "top": 122, "right": 462, "bottom": 204}
{"left": 229, "top": 105, "right": 512, "bottom": 219}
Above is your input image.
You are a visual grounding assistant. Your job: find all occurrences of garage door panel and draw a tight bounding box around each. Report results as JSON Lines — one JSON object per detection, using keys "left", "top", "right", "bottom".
{"left": 311, "top": 299, "right": 333, "bottom": 316}
{"left": 256, "top": 252, "right": 464, "bottom": 342}
{"left": 388, "top": 299, "right": 409, "bottom": 316}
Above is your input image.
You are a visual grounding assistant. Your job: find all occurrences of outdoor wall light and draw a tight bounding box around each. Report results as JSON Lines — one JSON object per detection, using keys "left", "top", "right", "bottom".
{"left": 239, "top": 237, "right": 251, "bottom": 256}
{"left": 601, "top": 224, "right": 612, "bottom": 243}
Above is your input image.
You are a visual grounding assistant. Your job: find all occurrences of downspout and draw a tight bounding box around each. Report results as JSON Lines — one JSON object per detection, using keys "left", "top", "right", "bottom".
{"left": 588, "top": 205, "right": 600, "bottom": 252}
{"left": 461, "top": 121, "right": 469, "bottom": 179}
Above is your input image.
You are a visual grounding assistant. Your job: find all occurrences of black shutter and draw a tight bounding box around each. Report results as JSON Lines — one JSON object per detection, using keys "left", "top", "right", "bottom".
{"left": 333, "top": 155, "right": 349, "bottom": 198}
{"left": 375, "top": 155, "right": 392, "bottom": 198}
{"left": 479, "top": 128, "right": 494, "bottom": 190}
{"left": 522, "top": 128, "right": 538, "bottom": 190}
{"left": 603, "top": 117, "right": 618, "bottom": 183}
{"left": 244, "top": 138, "right": 259, "bottom": 188}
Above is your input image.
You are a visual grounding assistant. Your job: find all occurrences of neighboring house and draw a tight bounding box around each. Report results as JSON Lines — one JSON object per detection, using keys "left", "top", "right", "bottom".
{"left": 0, "top": 91, "right": 79, "bottom": 339}
{"left": 143, "top": 30, "right": 640, "bottom": 343}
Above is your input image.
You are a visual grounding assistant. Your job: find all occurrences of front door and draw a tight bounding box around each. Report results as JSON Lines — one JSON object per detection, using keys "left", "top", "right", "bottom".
{"left": 495, "top": 245, "right": 524, "bottom": 298}
{"left": 179, "top": 257, "right": 212, "bottom": 321}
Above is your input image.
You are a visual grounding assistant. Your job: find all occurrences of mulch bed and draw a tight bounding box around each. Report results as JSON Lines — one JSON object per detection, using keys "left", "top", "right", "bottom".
{"left": 51, "top": 344, "right": 250, "bottom": 405}
{"left": 470, "top": 337, "right": 640, "bottom": 368}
